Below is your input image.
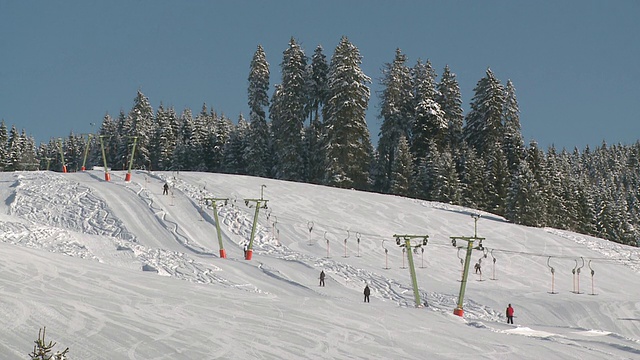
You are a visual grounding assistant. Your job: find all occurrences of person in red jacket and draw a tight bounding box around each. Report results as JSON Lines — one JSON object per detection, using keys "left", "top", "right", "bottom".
{"left": 506, "top": 304, "right": 515, "bottom": 324}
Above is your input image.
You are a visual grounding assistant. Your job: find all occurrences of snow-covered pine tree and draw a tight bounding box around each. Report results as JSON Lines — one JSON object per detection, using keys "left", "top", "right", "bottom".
{"left": 307, "top": 45, "right": 329, "bottom": 123}
{"left": 304, "top": 115, "right": 326, "bottom": 184}
{"left": 223, "top": 114, "right": 249, "bottom": 174}
{"left": 389, "top": 134, "right": 412, "bottom": 197}
{"left": 431, "top": 149, "right": 462, "bottom": 204}
{"left": 502, "top": 80, "right": 525, "bottom": 173}
{"left": 484, "top": 145, "right": 509, "bottom": 216}
{"left": 0, "top": 121, "right": 8, "bottom": 169}
{"left": 323, "top": 36, "right": 373, "bottom": 190}
{"left": 505, "top": 159, "right": 545, "bottom": 226}
{"left": 271, "top": 37, "right": 307, "bottom": 181}
{"left": 376, "top": 48, "right": 413, "bottom": 193}
{"left": 464, "top": 68, "right": 506, "bottom": 159}
{"left": 5, "top": 125, "right": 21, "bottom": 171}
{"left": 411, "top": 59, "right": 446, "bottom": 154}
{"left": 171, "top": 108, "right": 194, "bottom": 171}
{"left": 121, "top": 90, "right": 154, "bottom": 170}
{"left": 303, "top": 45, "right": 329, "bottom": 184}
{"left": 206, "top": 111, "right": 233, "bottom": 172}
{"left": 150, "top": 103, "right": 177, "bottom": 171}
{"left": 245, "top": 45, "right": 273, "bottom": 177}
{"left": 189, "top": 104, "right": 211, "bottom": 171}
{"left": 62, "top": 132, "right": 84, "bottom": 172}
{"left": 19, "top": 130, "right": 38, "bottom": 170}
{"left": 436, "top": 65, "right": 464, "bottom": 151}
{"left": 525, "top": 140, "right": 549, "bottom": 225}
{"left": 458, "top": 146, "right": 487, "bottom": 210}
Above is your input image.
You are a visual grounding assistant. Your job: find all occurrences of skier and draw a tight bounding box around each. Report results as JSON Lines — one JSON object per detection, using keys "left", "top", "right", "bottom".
{"left": 506, "top": 303, "right": 515, "bottom": 324}
{"left": 163, "top": 183, "right": 169, "bottom": 195}
{"left": 243, "top": 243, "right": 248, "bottom": 258}
{"left": 319, "top": 270, "right": 325, "bottom": 287}
{"left": 363, "top": 285, "right": 370, "bottom": 303}
{"left": 474, "top": 262, "right": 482, "bottom": 274}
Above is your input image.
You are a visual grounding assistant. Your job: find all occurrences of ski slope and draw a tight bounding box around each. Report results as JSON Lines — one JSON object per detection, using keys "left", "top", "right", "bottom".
{"left": 0, "top": 169, "right": 639, "bottom": 359}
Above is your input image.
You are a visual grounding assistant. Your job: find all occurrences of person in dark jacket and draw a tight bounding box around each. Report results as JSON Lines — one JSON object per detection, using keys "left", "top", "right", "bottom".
{"left": 163, "top": 183, "right": 169, "bottom": 195}
{"left": 506, "top": 303, "right": 515, "bottom": 324}
{"left": 319, "top": 270, "right": 325, "bottom": 287}
{"left": 364, "top": 285, "right": 370, "bottom": 302}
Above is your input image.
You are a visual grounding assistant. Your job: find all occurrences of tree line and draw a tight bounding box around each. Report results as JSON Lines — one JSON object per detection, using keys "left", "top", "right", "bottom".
{"left": 3, "top": 36, "right": 640, "bottom": 246}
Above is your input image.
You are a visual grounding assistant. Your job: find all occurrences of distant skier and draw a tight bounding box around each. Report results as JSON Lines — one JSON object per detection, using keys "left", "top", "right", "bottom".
{"left": 363, "top": 285, "right": 370, "bottom": 303}
{"left": 243, "top": 243, "right": 248, "bottom": 258}
{"left": 506, "top": 303, "right": 515, "bottom": 324}
{"left": 319, "top": 270, "right": 325, "bottom": 287}
{"left": 163, "top": 183, "right": 169, "bottom": 195}
{"left": 474, "top": 262, "right": 482, "bottom": 274}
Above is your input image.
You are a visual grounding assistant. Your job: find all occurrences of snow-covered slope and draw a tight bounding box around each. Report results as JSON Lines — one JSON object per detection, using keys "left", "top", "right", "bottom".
{"left": 1, "top": 170, "right": 639, "bottom": 359}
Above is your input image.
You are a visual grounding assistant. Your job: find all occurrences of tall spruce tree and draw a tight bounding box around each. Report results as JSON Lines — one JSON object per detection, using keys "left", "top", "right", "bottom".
{"left": 6, "top": 125, "right": 21, "bottom": 171}
{"left": 304, "top": 116, "right": 326, "bottom": 184}
{"left": 246, "top": 45, "right": 272, "bottom": 177}
{"left": 376, "top": 49, "right": 413, "bottom": 193}
{"left": 464, "top": 68, "right": 506, "bottom": 158}
{"left": 121, "top": 90, "right": 154, "bottom": 170}
{"left": 0, "top": 121, "right": 8, "bottom": 170}
{"left": 432, "top": 149, "right": 462, "bottom": 204}
{"left": 411, "top": 59, "right": 446, "bottom": 161}
{"left": 307, "top": 45, "right": 329, "bottom": 123}
{"left": 224, "top": 114, "right": 250, "bottom": 174}
{"left": 323, "top": 36, "right": 373, "bottom": 190}
{"left": 502, "top": 80, "right": 525, "bottom": 173}
{"left": 389, "top": 134, "right": 412, "bottom": 196}
{"left": 271, "top": 38, "right": 307, "bottom": 181}
{"left": 436, "top": 65, "right": 464, "bottom": 151}
{"left": 505, "top": 159, "right": 545, "bottom": 226}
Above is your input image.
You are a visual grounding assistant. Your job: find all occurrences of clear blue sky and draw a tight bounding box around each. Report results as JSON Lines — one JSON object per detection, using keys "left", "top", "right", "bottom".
{"left": 1, "top": 0, "right": 638, "bottom": 150}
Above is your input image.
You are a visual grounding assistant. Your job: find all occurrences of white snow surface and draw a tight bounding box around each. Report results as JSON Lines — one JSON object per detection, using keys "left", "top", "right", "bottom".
{"left": 1, "top": 170, "right": 639, "bottom": 359}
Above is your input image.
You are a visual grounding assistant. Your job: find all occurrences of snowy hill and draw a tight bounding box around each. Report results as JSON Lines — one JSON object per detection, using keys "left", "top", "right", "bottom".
{"left": 1, "top": 170, "right": 639, "bottom": 359}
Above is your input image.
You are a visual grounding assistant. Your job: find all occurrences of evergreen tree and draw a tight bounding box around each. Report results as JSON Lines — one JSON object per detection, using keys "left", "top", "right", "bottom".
{"left": 323, "top": 36, "right": 373, "bottom": 190}
{"left": 432, "top": 149, "right": 462, "bottom": 204}
{"left": 411, "top": 59, "right": 446, "bottom": 156}
{"left": 502, "top": 80, "right": 525, "bottom": 173}
{"left": 224, "top": 114, "right": 249, "bottom": 174}
{"left": 189, "top": 104, "right": 211, "bottom": 171}
{"left": 0, "top": 121, "right": 8, "bottom": 170}
{"left": 376, "top": 49, "right": 413, "bottom": 193}
{"left": 121, "top": 90, "right": 154, "bottom": 170}
{"left": 437, "top": 65, "right": 464, "bottom": 151}
{"left": 14, "top": 130, "right": 38, "bottom": 170}
{"left": 484, "top": 146, "right": 510, "bottom": 215}
{"left": 246, "top": 45, "right": 272, "bottom": 177}
{"left": 207, "top": 112, "right": 233, "bottom": 172}
{"left": 304, "top": 116, "right": 326, "bottom": 184}
{"left": 389, "top": 134, "right": 412, "bottom": 196}
{"left": 505, "top": 159, "right": 545, "bottom": 226}
{"left": 464, "top": 68, "right": 506, "bottom": 158}
{"left": 6, "top": 125, "right": 21, "bottom": 171}
{"left": 151, "top": 104, "right": 177, "bottom": 171}
{"left": 459, "top": 147, "right": 487, "bottom": 210}
{"left": 271, "top": 38, "right": 307, "bottom": 181}
{"left": 307, "top": 45, "right": 329, "bottom": 123}
{"left": 172, "top": 108, "right": 194, "bottom": 171}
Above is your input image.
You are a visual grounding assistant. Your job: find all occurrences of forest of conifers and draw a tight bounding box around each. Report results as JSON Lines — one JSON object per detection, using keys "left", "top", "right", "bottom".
{"left": 2, "top": 36, "right": 640, "bottom": 246}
